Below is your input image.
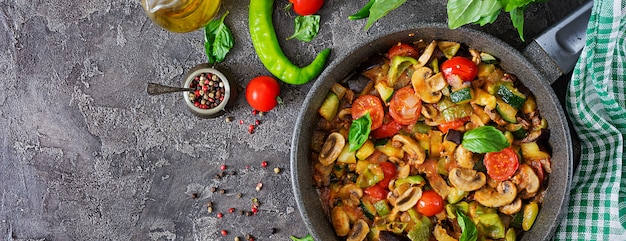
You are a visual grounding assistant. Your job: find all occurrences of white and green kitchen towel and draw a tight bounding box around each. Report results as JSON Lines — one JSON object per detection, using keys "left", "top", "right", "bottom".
{"left": 555, "top": 0, "right": 626, "bottom": 240}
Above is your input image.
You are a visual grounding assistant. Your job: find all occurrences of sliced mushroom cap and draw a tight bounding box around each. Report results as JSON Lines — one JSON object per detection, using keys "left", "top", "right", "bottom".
{"left": 346, "top": 219, "right": 370, "bottom": 241}
{"left": 448, "top": 168, "right": 487, "bottom": 192}
{"left": 433, "top": 224, "right": 457, "bottom": 241}
{"left": 454, "top": 145, "right": 475, "bottom": 169}
{"left": 391, "top": 134, "right": 426, "bottom": 165}
{"left": 319, "top": 132, "right": 346, "bottom": 166}
{"left": 417, "top": 40, "right": 438, "bottom": 67}
{"left": 474, "top": 180, "right": 518, "bottom": 207}
{"left": 511, "top": 164, "right": 540, "bottom": 197}
{"left": 394, "top": 186, "right": 423, "bottom": 211}
{"left": 411, "top": 67, "right": 442, "bottom": 104}
{"left": 331, "top": 206, "right": 351, "bottom": 236}
{"left": 337, "top": 183, "right": 363, "bottom": 205}
{"left": 499, "top": 197, "right": 522, "bottom": 215}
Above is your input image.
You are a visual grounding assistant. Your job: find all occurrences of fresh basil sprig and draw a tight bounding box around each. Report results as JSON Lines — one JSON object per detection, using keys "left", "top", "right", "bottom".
{"left": 348, "top": 0, "right": 375, "bottom": 20}
{"left": 204, "top": 11, "right": 234, "bottom": 64}
{"left": 457, "top": 210, "right": 478, "bottom": 241}
{"left": 287, "top": 15, "right": 321, "bottom": 42}
{"left": 461, "top": 126, "right": 509, "bottom": 153}
{"left": 364, "top": 0, "right": 407, "bottom": 30}
{"left": 290, "top": 234, "right": 314, "bottom": 241}
{"left": 348, "top": 113, "right": 372, "bottom": 152}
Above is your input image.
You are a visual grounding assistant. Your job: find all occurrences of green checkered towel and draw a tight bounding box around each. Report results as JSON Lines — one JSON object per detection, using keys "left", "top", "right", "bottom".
{"left": 555, "top": 0, "right": 626, "bottom": 240}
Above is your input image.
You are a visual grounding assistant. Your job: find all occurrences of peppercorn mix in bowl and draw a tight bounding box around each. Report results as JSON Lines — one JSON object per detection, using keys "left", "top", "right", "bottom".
{"left": 183, "top": 64, "right": 235, "bottom": 118}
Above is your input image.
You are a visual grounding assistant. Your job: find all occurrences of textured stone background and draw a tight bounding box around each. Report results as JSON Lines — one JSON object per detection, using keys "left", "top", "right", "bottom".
{"left": 0, "top": 0, "right": 583, "bottom": 240}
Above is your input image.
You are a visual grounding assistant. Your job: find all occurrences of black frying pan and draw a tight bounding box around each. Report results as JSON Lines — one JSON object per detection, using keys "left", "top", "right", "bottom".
{"left": 291, "top": 2, "right": 591, "bottom": 240}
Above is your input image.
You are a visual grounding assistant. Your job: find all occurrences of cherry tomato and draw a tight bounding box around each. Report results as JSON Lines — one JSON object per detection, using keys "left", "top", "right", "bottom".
{"left": 371, "top": 121, "right": 403, "bottom": 139}
{"left": 388, "top": 43, "right": 419, "bottom": 59}
{"left": 364, "top": 185, "right": 388, "bottom": 202}
{"left": 377, "top": 162, "right": 397, "bottom": 189}
{"left": 388, "top": 87, "right": 422, "bottom": 125}
{"left": 416, "top": 190, "right": 444, "bottom": 216}
{"left": 441, "top": 56, "right": 478, "bottom": 82}
{"left": 289, "top": 0, "right": 324, "bottom": 16}
{"left": 437, "top": 117, "right": 470, "bottom": 133}
{"left": 484, "top": 147, "right": 520, "bottom": 181}
{"left": 351, "top": 95, "right": 384, "bottom": 130}
{"left": 246, "top": 76, "right": 281, "bottom": 112}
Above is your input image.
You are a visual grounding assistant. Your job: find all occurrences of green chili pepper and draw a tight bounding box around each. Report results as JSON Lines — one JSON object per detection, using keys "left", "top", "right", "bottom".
{"left": 249, "top": 0, "right": 331, "bottom": 85}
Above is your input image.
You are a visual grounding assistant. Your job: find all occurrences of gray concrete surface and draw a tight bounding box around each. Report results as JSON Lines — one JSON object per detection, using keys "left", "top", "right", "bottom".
{"left": 0, "top": 0, "right": 583, "bottom": 240}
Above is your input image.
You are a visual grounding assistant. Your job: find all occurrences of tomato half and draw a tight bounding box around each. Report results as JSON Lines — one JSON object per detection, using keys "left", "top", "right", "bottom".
{"left": 289, "top": 0, "right": 324, "bottom": 16}
{"left": 484, "top": 147, "right": 520, "bottom": 181}
{"left": 364, "top": 185, "right": 388, "bottom": 202}
{"left": 388, "top": 87, "right": 422, "bottom": 125}
{"left": 351, "top": 95, "right": 384, "bottom": 130}
{"left": 377, "top": 162, "right": 397, "bottom": 189}
{"left": 371, "top": 121, "right": 403, "bottom": 139}
{"left": 441, "top": 56, "right": 478, "bottom": 82}
{"left": 388, "top": 43, "right": 419, "bottom": 59}
{"left": 416, "top": 190, "right": 444, "bottom": 216}
{"left": 245, "top": 76, "right": 280, "bottom": 112}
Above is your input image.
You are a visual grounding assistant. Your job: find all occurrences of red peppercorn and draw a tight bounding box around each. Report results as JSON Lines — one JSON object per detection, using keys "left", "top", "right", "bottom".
{"left": 251, "top": 207, "right": 258, "bottom": 214}
{"left": 239, "top": 120, "right": 244, "bottom": 125}
{"left": 255, "top": 119, "right": 261, "bottom": 125}
{"left": 228, "top": 207, "right": 235, "bottom": 213}
{"left": 221, "top": 230, "right": 228, "bottom": 236}
{"left": 261, "top": 161, "right": 268, "bottom": 168}
{"left": 220, "top": 165, "right": 227, "bottom": 170}
{"left": 248, "top": 125, "right": 255, "bottom": 134}
{"left": 217, "top": 212, "right": 223, "bottom": 218}
{"left": 252, "top": 110, "right": 259, "bottom": 115}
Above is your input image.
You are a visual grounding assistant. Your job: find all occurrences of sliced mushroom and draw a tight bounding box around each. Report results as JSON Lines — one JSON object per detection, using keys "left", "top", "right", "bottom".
{"left": 411, "top": 67, "right": 442, "bottom": 103}
{"left": 448, "top": 168, "right": 486, "bottom": 192}
{"left": 331, "top": 206, "right": 351, "bottom": 236}
{"left": 394, "top": 186, "right": 423, "bottom": 211}
{"left": 391, "top": 134, "right": 426, "bottom": 165}
{"left": 454, "top": 145, "right": 475, "bottom": 169}
{"left": 511, "top": 164, "right": 540, "bottom": 197}
{"left": 337, "top": 183, "right": 363, "bottom": 205}
{"left": 469, "top": 48, "right": 481, "bottom": 65}
{"left": 474, "top": 180, "right": 518, "bottom": 207}
{"left": 499, "top": 197, "right": 522, "bottom": 215}
{"left": 416, "top": 40, "right": 437, "bottom": 67}
{"left": 433, "top": 224, "right": 458, "bottom": 241}
{"left": 319, "top": 132, "right": 346, "bottom": 166}
{"left": 337, "top": 108, "right": 352, "bottom": 121}
{"left": 346, "top": 219, "right": 370, "bottom": 241}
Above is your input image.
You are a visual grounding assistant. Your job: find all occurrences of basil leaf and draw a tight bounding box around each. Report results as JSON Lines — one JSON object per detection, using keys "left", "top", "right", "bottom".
{"left": 462, "top": 126, "right": 509, "bottom": 153}
{"left": 447, "top": 0, "right": 502, "bottom": 29}
{"left": 348, "top": 113, "right": 372, "bottom": 152}
{"left": 457, "top": 210, "right": 478, "bottom": 241}
{"left": 287, "top": 15, "right": 320, "bottom": 42}
{"left": 364, "top": 0, "right": 407, "bottom": 30}
{"left": 290, "top": 234, "right": 314, "bottom": 241}
{"left": 509, "top": 7, "right": 526, "bottom": 41}
{"left": 349, "top": 0, "right": 375, "bottom": 20}
{"left": 204, "top": 11, "right": 234, "bottom": 64}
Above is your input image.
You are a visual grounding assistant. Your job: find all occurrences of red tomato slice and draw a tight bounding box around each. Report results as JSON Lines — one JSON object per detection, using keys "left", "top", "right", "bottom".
{"left": 416, "top": 190, "right": 444, "bottom": 216}
{"left": 484, "top": 147, "right": 520, "bottom": 181}
{"left": 437, "top": 117, "right": 470, "bottom": 133}
{"left": 351, "top": 95, "right": 384, "bottom": 130}
{"left": 388, "top": 43, "right": 419, "bottom": 59}
{"left": 441, "top": 56, "right": 478, "bottom": 82}
{"left": 371, "top": 121, "right": 403, "bottom": 139}
{"left": 364, "top": 185, "right": 388, "bottom": 202}
{"left": 388, "top": 87, "right": 422, "bottom": 125}
{"left": 376, "top": 162, "right": 397, "bottom": 189}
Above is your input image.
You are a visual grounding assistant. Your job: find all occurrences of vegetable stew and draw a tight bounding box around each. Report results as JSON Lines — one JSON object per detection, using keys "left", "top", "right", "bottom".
{"left": 310, "top": 40, "right": 552, "bottom": 241}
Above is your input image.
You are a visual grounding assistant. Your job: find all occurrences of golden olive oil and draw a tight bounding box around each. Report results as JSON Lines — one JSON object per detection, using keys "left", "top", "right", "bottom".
{"left": 141, "top": 0, "right": 221, "bottom": 33}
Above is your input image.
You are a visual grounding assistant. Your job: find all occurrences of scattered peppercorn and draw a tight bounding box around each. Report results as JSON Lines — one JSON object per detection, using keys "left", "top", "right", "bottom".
{"left": 219, "top": 189, "right": 226, "bottom": 194}
{"left": 239, "top": 210, "right": 245, "bottom": 215}
{"left": 252, "top": 110, "right": 259, "bottom": 115}
{"left": 215, "top": 174, "right": 221, "bottom": 180}
{"left": 225, "top": 116, "right": 233, "bottom": 122}
{"left": 237, "top": 193, "right": 243, "bottom": 199}
{"left": 255, "top": 183, "right": 263, "bottom": 191}
{"left": 271, "top": 228, "right": 278, "bottom": 234}
{"left": 261, "top": 161, "right": 268, "bottom": 168}
{"left": 235, "top": 237, "right": 241, "bottom": 241}
{"left": 207, "top": 201, "right": 213, "bottom": 207}
{"left": 255, "top": 119, "right": 261, "bottom": 125}
{"left": 246, "top": 211, "right": 253, "bottom": 216}
{"left": 273, "top": 167, "right": 281, "bottom": 174}
{"left": 191, "top": 193, "right": 199, "bottom": 199}
{"left": 251, "top": 207, "right": 258, "bottom": 214}
{"left": 210, "top": 187, "right": 217, "bottom": 193}
{"left": 217, "top": 212, "right": 224, "bottom": 218}
{"left": 221, "top": 165, "right": 227, "bottom": 170}
{"left": 248, "top": 124, "right": 255, "bottom": 134}
{"left": 239, "top": 120, "right": 244, "bottom": 125}
{"left": 230, "top": 171, "right": 237, "bottom": 176}
{"left": 221, "top": 229, "right": 228, "bottom": 236}
{"left": 228, "top": 207, "right": 235, "bottom": 213}
{"left": 207, "top": 206, "right": 214, "bottom": 213}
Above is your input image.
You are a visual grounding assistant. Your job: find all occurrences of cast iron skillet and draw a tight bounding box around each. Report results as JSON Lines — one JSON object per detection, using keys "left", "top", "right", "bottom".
{"left": 291, "top": 2, "right": 590, "bottom": 240}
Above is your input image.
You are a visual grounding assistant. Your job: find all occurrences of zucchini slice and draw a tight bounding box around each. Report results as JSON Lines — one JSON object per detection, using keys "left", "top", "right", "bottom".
{"left": 450, "top": 87, "right": 473, "bottom": 104}
{"left": 497, "top": 84, "right": 527, "bottom": 109}
{"left": 375, "top": 81, "right": 394, "bottom": 103}
{"left": 496, "top": 99, "right": 518, "bottom": 123}
{"left": 360, "top": 199, "right": 377, "bottom": 220}
{"left": 318, "top": 92, "right": 339, "bottom": 121}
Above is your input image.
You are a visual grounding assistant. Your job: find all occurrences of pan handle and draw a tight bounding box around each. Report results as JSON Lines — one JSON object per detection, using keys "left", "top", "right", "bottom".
{"left": 523, "top": 0, "right": 592, "bottom": 84}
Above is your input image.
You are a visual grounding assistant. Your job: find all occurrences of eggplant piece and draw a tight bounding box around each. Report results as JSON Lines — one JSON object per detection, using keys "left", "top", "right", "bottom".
{"left": 446, "top": 129, "right": 463, "bottom": 144}
{"left": 379, "top": 231, "right": 411, "bottom": 241}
